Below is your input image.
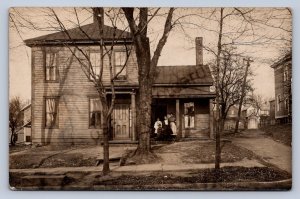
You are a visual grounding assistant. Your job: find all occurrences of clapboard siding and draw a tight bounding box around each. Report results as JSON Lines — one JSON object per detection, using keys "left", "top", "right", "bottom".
{"left": 31, "top": 44, "right": 138, "bottom": 144}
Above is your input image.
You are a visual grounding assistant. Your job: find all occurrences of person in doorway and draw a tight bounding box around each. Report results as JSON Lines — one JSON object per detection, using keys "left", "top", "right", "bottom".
{"left": 154, "top": 118, "right": 162, "bottom": 135}
{"left": 168, "top": 113, "right": 177, "bottom": 136}
{"left": 163, "top": 115, "right": 169, "bottom": 127}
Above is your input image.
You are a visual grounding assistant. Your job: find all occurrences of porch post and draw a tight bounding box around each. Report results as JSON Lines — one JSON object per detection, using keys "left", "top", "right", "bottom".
{"left": 131, "top": 90, "right": 136, "bottom": 141}
{"left": 176, "top": 99, "right": 181, "bottom": 138}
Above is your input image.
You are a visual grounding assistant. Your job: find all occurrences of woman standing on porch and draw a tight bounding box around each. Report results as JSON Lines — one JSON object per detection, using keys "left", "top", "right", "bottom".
{"left": 169, "top": 113, "right": 177, "bottom": 136}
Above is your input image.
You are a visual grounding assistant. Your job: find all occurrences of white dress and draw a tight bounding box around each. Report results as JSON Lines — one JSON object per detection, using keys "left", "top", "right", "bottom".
{"left": 154, "top": 121, "right": 162, "bottom": 134}
{"left": 170, "top": 122, "right": 177, "bottom": 135}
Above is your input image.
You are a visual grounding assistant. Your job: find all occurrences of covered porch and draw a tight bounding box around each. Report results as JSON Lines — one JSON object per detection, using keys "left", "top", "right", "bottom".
{"left": 151, "top": 88, "right": 215, "bottom": 139}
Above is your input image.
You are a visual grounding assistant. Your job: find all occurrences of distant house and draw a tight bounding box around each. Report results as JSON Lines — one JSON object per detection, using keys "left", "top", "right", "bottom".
{"left": 242, "top": 105, "right": 259, "bottom": 129}
{"left": 270, "top": 53, "right": 292, "bottom": 123}
{"left": 24, "top": 17, "right": 215, "bottom": 144}
{"left": 223, "top": 105, "right": 244, "bottom": 131}
{"left": 21, "top": 103, "right": 32, "bottom": 144}
{"left": 258, "top": 102, "right": 270, "bottom": 127}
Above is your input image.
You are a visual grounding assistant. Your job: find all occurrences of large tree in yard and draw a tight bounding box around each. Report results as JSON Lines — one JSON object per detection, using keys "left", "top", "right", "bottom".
{"left": 122, "top": 8, "right": 175, "bottom": 161}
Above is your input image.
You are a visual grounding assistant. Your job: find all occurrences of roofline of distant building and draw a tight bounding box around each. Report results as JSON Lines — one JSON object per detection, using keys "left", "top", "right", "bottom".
{"left": 25, "top": 38, "right": 134, "bottom": 47}
{"left": 270, "top": 53, "right": 292, "bottom": 69}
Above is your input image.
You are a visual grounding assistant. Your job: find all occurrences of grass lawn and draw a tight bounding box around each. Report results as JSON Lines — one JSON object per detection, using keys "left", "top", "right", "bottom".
{"left": 260, "top": 124, "right": 292, "bottom": 146}
{"left": 154, "top": 141, "right": 256, "bottom": 164}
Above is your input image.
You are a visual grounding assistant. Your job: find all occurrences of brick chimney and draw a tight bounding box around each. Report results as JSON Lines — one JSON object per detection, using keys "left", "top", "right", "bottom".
{"left": 92, "top": 8, "right": 104, "bottom": 25}
{"left": 195, "top": 37, "right": 203, "bottom": 65}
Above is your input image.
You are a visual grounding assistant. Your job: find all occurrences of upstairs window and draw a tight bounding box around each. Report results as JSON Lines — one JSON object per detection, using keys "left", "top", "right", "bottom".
{"left": 45, "top": 52, "right": 58, "bottom": 81}
{"left": 277, "top": 95, "right": 281, "bottom": 112}
{"left": 45, "top": 97, "right": 59, "bottom": 128}
{"left": 184, "top": 102, "right": 195, "bottom": 129}
{"left": 89, "top": 52, "right": 101, "bottom": 80}
{"left": 283, "top": 66, "right": 289, "bottom": 82}
{"left": 285, "top": 98, "right": 289, "bottom": 110}
{"left": 89, "top": 98, "right": 101, "bottom": 128}
{"left": 114, "top": 51, "right": 127, "bottom": 80}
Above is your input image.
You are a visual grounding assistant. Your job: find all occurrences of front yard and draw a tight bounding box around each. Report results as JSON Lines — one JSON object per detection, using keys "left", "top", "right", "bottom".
{"left": 10, "top": 141, "right": 258, "bottom": 169}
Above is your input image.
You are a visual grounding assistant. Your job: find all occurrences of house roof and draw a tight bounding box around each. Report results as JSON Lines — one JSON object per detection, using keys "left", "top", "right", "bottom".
{"left": 154, "top": 65, "right": 214, "bottom": 86}
{"left": 20, "top": 103, "right": 31, "bottom": 112}
{"left": 25, "top": 23, "right": 132, "bottom": 46}
{"left": 270, "top": 53, "right": 292, "bottom": 69}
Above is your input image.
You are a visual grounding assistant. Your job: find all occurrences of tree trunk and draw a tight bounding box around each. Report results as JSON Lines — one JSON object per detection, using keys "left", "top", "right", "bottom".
{"left": 234, "top": 58, "right": 251, "bottom": 134}
{"left": 102, "top": 119, "right": 110, "bottom": 175}
{"left": 100, "top": 98, "right": 111, "bottom": 175}
{"left": 136, "top": 80, "right": 152, "bottom": 153}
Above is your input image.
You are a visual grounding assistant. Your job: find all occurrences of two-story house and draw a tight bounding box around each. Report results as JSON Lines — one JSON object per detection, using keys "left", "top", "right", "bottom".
{"left": 24, "top": 19, "right": 215, "bottom": 145}
{"left": 270, "top": 53, "right": 292, "bottom": 123}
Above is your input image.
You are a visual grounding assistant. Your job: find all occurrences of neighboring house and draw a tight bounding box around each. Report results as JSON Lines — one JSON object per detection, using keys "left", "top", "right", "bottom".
{"left": 223, "top": 105, "right": 244, "bottom": 131}
{"left": 258, "top": 102, "right": 270, "bottom": 127}
{"left": 242, "top": 105, "right": 259, "bottom": 129}
{"left": 21, "top": 103, "right": 32, "bottom": 145}
{"left": 24, "top": 19, "right": 215, "bottom": 144}
{"left": 270, "top": 53, "right": 292, "bottom": 123}
{"left": 269, "top": 99, "right": 276, "bottom": 125}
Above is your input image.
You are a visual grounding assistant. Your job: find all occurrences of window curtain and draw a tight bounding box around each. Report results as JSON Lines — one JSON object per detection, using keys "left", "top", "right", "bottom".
{"left": 46, "top": 52, "right": 57, "bottom": 80}
{"left": 46, "top": 98, "right": 56, "bottom": 127}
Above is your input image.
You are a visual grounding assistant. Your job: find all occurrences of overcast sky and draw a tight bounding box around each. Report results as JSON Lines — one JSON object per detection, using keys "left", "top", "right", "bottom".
{"left": 9, "top": 7, "right": 291, "bottom": 102}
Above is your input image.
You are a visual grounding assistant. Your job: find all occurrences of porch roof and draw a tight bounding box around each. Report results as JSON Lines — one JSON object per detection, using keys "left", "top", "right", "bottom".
{"left": 154, "top": 65, "right": 214, "bottom": 86}
{"left": 152, "top": 86, "right": 215, "bottom": 99}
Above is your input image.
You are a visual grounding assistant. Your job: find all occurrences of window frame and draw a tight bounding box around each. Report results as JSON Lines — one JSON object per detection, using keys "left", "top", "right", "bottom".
{"left": 44, "top": 50, "right": 59, "bottom": 82}
{"left": 88, "top": 50, "right": 102, "bottom": 80}
{"left": 89, "top": 97, "right": 102, "bottom": 129}
{"left": 44, "top": 96, "right": 59, "bottom": 129}
{"left": 283, "top": 65, "right": 289, "bottom": 82}
{"left": 277, "top": 94, "right": 281, "bottom": 112}
{"left": 114, "top": 50, "right": 128, "bottom": 81}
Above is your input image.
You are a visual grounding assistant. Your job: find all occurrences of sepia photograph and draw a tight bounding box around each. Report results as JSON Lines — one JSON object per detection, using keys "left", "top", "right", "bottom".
{"left": 8, "top": 7, "right": 292, "bottom": 191}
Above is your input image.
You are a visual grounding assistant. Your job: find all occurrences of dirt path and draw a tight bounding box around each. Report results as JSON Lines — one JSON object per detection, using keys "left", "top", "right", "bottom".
{"left": 232, "top": 130, "right": 292, "bottom": 174}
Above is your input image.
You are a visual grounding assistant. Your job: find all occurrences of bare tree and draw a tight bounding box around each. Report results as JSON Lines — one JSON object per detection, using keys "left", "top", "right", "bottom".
{"left": 234, "top": 58, "right": 253, "bottom": 134}
{"left": 9, "top": 96, "right": 23, "bottom": 146}
{"left": 121, "top": 8, "right": 175, "bottom": 161}
{"left": 197, "top": 7, "right": 257, "bottom": 169}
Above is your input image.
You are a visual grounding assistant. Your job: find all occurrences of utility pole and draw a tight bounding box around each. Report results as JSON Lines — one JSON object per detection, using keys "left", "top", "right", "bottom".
{"left": 234, "top": 58, "right": 253, "bottom": 134}
{"left": 215, "top": 8, "right": 224, "bottom": 170}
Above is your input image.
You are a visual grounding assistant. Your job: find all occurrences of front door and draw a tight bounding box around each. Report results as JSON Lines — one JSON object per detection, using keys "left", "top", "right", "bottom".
{"left": 113, "top": 104, "right": 130, "bottom": 139}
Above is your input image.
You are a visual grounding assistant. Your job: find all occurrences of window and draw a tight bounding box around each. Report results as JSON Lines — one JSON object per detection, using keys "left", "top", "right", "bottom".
{"left": 277, "top": 95, "right": 281, "bottom": 112}
{"left": 89, "top": 98, "right": 101, "bottom": 128}
{"left": 114, "top": 51, "right": 127, "bottom": 80}
{"left": 283, "top": 66, "right": 289, "bottom": 82}
{"left": 285, "top": 98, "right": 289, "bottom": 110}
{"left": 89, "top": 52, "right": 101, "bottom": 79}
{"left": 45, "top": 52, "right": 58, "bottom": 81}
{"left": 45, "top": 98, "right": 58, "bottom": 128}
{"left": 184, "top": 102, "right": 195, "bottom": 129}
